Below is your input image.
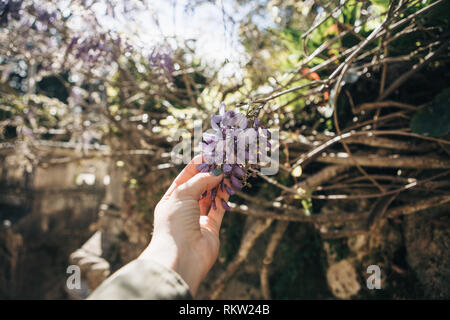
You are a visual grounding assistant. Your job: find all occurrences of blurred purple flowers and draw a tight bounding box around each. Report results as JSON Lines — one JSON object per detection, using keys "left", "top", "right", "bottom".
{"left": 66, "top": 33, "right": 121, "bottom": 66}
{"left": 197, "top": 102, "right": 271, "bottom": 211}
{"left": 149, "top": 48, "right": 174, "bottom": 81}
{"left": 0, "top": 0, "right": 23, "bottom": 25}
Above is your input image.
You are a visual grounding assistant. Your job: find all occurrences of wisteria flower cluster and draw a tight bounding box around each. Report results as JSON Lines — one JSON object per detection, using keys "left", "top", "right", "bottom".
{"left": 196, "top": 103, "right": 271, "bottom": 211}
{"left": 66, "top": 33, "right": 122, "bottom": 66}
{"left": 149, "top": 47, "right": 174, "bottom": 81}
{"left": 0, "top": 0, "right": 23, "bottom": 26}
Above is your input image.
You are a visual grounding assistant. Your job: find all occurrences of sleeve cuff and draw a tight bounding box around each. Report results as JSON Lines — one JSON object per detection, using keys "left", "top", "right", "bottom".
{"left": 87, "top": 259, "right": 193, "bottom": 300}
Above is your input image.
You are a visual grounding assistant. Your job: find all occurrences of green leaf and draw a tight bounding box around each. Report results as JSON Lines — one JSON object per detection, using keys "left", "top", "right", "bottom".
{"left": 410, "top": 88, "right": 450, "bottom": 137}
{"left": 369, "top": 0, "right": 390, "bottom": 11}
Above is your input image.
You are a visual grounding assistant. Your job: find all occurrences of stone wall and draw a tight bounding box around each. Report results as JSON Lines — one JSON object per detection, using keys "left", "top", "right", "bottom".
{"left": 0, "top": 144, "right": 106, "bottom": 299}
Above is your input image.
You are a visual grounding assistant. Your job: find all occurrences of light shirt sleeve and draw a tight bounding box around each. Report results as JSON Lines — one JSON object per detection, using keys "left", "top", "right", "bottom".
{"left": 87, "top": 259, "right": 193, "bottom": 300}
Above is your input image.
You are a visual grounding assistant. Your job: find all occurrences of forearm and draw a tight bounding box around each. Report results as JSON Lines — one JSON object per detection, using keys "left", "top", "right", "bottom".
{"left": 138, "top": 234, "right": 206, "bottom": 296}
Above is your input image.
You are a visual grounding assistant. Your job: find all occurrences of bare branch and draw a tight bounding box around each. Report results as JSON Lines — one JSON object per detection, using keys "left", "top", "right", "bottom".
{"left": 209, "top": 218, "right": 273, "bottom": 299}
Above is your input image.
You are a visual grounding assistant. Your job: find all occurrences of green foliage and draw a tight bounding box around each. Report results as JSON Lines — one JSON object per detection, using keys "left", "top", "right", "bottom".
{"left": 341, "top": 0, "right": 363, "bottom": 26}
{"left": 369, "top": 0, "right": 390, "bottom": 11}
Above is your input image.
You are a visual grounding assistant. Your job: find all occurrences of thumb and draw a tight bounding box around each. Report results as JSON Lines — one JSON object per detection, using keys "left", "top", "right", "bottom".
{"left": 173, "top": 171, "right": 223, "bottom": 200}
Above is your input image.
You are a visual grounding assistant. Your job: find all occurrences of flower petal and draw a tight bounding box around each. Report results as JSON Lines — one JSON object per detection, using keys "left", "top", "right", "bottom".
{"left": 235, "top": 113, "right": 248, "bottom": 129}
{"left": 262, "top": 128, "right": 271, "bottom": 139}
{"left": 224, "top": 184, "right": 235, "bottom": 195}
{"left": 231, "top": 175, "right": 243, "bottom": 190}
{"left": 202, "top": 142, "right": 217, "bottom": 153}
{"left": 211, "top": 114, "right": 222, "bottom": 124}
{"left": 203, "top": 132, "right": 219, "bottom": 143}
{"left": 219, "top": 102, "right": 226, "bottom": 115}
{"left": 210, "top": 187, "right": 217, "bottom": 201}
{"left": 222, "top": 111, "right": 236, "bottom": 127}
{"left": 211, "top": 117, "right": 220, "bottom": 131}
{"left": 196, "top": 163, "right": 208, "bottom": 172}
{"left": 203, "top": 152, "right": 215, "bottom": 164}
{"left": 221, "top": 198, "right": 231, "bottom": 211}
{"left": 232, "top": 165, "right": 245, "bottom": 179}
{"left": 199, "top": 190, "right": 208, "bottom": 200}
{"left": 223, "top": 163, "right": 233, "bottom": 174}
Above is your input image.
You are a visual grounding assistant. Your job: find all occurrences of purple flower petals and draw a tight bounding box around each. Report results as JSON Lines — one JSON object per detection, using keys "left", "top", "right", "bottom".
{"left": 231, "top": 175, "right": 243, "bottom": 190}
{"left": 196, "top": 163, "right": 208, "bottom": 172}
{"left": 261, "top": 128, "right": 271, "bottom": 139}
{"left": 211, "top": 114, "right": 222, "bottom": 125}
{"left": 211, "top": 187, "right": 217, "bottom": 202}
{"left": 224, "top": 183, "right": 235, "bottom": 195}
{"left": 203, "top": 132, "right": 219, "bottom": 144}
{"left": 226, "top": 110, "right": 235, "bottom": 118}
{"left": 221, "top": 198, "right": 231, "bottom": 211}
{"left": 199, "top": 190, "right": 208, "bottom": 200}
{"left": 199, "top": 102, "right": 270, "bottom": 192}
{"left": 259, "top": 136, "right": 271, "bottom": 148}
{"left": 211, "top": 117, "right": 220, "bottom": 131}
{"left": 222, "top": 110, "right": 236, "bottom": 127}
{"left": 219, "top": 102, "right": 226, "bottom": 115}
{"left": 203, "top": 152, "right": 215, "bottom": 164}
{"left": 235, "top": 113, "right": 248, "bottom": 129}
{"left": 223, "top": 163, "right": 233, "bottom": 174}
{"left": 232, "top": 165, "right": 245, "bottom": 179}
{"left": 201, "top": 142, "right": 215, "bottom": 153}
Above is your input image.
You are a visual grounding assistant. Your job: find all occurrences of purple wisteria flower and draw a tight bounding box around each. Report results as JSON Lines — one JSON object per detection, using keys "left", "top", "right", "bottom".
{"left": 65, "top": 33, "right": 120, "bottom": 66}
{"left": 149, "top": 47, "right": 174, "bottom": 81}
{"left": 196, "top": 102, "right": 271, "bottom": 211}
{"left": 0, "top": 0, "right": 23, "bottom": 25}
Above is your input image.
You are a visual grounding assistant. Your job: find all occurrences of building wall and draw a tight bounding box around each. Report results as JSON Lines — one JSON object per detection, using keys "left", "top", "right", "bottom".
{"left": 0, "top": 146, "right": 106, "bottom": 299}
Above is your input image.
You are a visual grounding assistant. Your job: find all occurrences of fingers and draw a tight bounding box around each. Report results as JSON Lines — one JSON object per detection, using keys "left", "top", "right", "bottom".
{"left": 206, "top": 179, "right": 231, "bottom": 235}
{"left": 162, "top": 154, "right": 203, "bottom": 200}
{"left": 199, "top": 195, "right": 211, "bottom": 216}
{"left": 173, "top": 172, "right": 223, "bottom": 200}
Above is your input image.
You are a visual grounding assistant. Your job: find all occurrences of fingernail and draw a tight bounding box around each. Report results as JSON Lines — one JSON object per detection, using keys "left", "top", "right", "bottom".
{"left": 211, "top": 168, "right": 222, "bottom": 176}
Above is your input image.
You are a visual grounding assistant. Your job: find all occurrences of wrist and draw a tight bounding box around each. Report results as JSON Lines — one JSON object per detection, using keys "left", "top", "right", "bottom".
{"left": 138, "top": 237, "right": 204, "bottom": 296}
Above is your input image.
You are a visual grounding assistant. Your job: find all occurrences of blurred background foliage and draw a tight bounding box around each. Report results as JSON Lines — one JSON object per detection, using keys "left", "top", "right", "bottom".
{"left": 1, "top": 0, "right": 449, "bottom": 299}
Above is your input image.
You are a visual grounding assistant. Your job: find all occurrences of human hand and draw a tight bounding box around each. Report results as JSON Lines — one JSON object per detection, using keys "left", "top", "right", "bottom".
{"left": 137, "top": 155, "right": 230, "bottom": 296}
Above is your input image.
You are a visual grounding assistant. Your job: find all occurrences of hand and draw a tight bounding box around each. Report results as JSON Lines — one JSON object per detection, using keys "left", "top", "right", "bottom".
{"left": 137, "top": 155, "right": 230, "bottom": 296}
